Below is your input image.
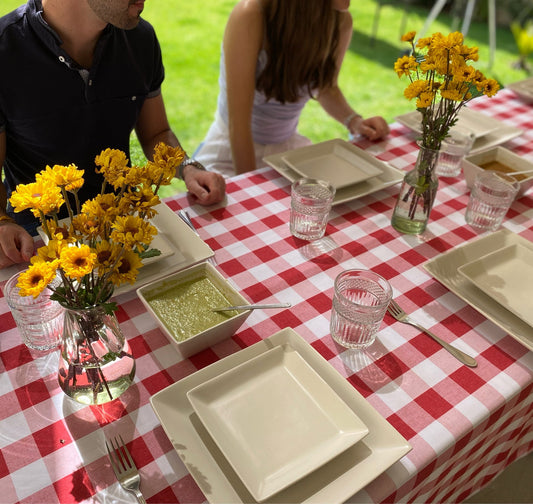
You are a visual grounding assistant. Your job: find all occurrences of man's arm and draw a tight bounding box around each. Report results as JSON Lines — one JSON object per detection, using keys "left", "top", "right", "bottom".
{"left": 135, "top": 94, "right": 225, "bottom": 205}
{"left": 0, "top": 131, "right": 35, "bottom": 268}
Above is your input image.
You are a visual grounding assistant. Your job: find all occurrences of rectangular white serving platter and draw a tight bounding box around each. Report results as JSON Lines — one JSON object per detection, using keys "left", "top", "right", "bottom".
{"left": 150, "top": 327, "right": 412, "bottom": 504}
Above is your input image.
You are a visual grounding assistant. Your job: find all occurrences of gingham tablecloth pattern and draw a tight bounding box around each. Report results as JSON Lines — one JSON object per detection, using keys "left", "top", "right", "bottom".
{"left": 1, "top": 89, "right": 532, "bottom": 504}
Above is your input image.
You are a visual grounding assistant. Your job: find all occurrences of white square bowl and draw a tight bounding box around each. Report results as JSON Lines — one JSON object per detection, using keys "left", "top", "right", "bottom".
{"left": 462, "top": 146, "right": 533, "bottom": 197}
{"left": 137, "top": 262, "right": 251, "bottom": 358}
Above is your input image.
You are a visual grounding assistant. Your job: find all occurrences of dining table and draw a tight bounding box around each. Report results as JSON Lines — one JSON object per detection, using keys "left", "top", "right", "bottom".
{"left": 1, "top": 87, "right": 532, "bottom": 504}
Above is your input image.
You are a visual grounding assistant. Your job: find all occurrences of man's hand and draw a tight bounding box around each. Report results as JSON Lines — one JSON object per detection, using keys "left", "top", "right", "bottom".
{"left": 0, "top": 222, "right": 35, "bottom": 268}
{"left": 183, "top": 166, "right": 226, "bottom": 205}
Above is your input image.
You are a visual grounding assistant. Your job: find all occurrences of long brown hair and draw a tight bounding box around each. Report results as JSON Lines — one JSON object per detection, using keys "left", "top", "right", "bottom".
{"left": 257, "top": 0, "right": 340, "bottom": 104}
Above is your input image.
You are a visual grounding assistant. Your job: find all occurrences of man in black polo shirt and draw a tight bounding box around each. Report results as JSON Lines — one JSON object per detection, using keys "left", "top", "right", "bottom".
{"left": 0, "top": 0, "right": 226, "bottom": 268}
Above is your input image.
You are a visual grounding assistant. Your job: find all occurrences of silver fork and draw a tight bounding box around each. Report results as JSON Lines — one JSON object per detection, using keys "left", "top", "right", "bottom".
{"left": 106, "top": 435, "right": 147, "bottom": 504}
{"left": 387, "top": 299, "right": 478, "bottom": 368}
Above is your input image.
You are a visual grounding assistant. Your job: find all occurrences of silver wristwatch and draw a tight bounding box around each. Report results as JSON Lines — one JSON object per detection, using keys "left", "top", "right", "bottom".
{"left": 178, "top": 158, "right": 205, "bottom": 180}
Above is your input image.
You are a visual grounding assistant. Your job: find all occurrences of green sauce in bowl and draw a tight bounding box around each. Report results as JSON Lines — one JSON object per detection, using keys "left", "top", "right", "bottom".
{"left": 144, "top": 277, "right": 238, "bottom": 341}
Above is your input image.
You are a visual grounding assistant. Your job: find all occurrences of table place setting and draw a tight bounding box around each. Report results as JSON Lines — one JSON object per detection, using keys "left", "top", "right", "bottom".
{"left": 394, "top": 107, "right": 524, "bottom": 157}
{"left": 150, "top": 327, "right": 412, "bottom": 504}
{"left": 424, "top": 228, "right": 533, "bottom": 352}
{"left": 263, "top": 139, "right": 405, "bottom": 206}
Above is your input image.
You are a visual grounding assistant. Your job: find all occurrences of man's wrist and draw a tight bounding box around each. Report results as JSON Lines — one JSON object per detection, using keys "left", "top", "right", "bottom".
{"left": 0, "top": 215, "right": 16, "bottom": 226}
{"left": 178, "top": 158, "right": 206, "bottom": 180}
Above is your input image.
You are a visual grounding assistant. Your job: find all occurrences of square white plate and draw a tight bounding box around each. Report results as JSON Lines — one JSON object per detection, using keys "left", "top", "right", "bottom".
{"left": 0, "top": 202, "right": 215, "bottom": 288}
{"left": 458, "top": 243, "right": 533, "bottom": 328}
{"left": 37, "top": 218, "right": 175, "bottom": 266}
{"left": 150, "top": 328, "right": 412, "bottom": 504}
{"left": 187, "top": 345, "right": 369, "bottom": 502}
{"left": 264, "top": 141, "right": 404, "bottom": 206}
{"left": 423, "top": 229, "right": 533, "bottom": 352}
{"left": 395, "top": 108, "right": 503, "bottom": 139}
{"left": 281, "top": 139, "right": 382, "bottom": 190}
{"left": 395, "top": 109, "right": 523, "bottom": 156}
{"left": 506, "top": 77, "right": 533, "bottom": 103}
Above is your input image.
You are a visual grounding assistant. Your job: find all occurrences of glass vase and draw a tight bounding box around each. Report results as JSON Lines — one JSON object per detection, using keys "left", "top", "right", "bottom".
{"left": 58, "top": 304, "right": 135, "bottom": 405}
{"left": 391, "top": 144, "right": 440, "bottom": 234}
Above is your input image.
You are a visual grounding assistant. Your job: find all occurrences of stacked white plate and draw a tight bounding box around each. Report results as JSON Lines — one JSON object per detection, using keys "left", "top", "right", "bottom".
{"left": 263, "top": 139, "right": 405, "bottom": 206}
{"left": 506, "top": 77, "right": 533, "bottom": 104}
{"left": 150, "top": 327, "right": 412, "bottom": 503}
{"left": 395, "top": 108, "right": 523, "bottom": 156}
{"left": 424, "top": 229, "right": 533, "bottom": 352}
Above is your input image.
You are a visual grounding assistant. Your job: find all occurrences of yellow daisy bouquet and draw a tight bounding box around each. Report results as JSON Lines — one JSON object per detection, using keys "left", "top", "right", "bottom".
{"left": 394, "top": 30, "right": 500, "bottom": 151}
{"left": 10, "top": 142, "right": 185, "bottom": 313}
{"left": 391, "top": 31, "right": 500, "bottom": 234}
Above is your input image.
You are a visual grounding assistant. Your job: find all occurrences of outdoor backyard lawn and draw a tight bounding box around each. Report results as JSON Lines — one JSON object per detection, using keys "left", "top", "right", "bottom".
{"left": 1, "top": 0, "right": 531, "bottom": 197}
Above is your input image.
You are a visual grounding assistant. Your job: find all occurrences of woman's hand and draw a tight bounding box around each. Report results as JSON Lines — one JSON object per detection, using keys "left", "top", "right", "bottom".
{"left": 349, "top": 115, "right": 390, "bottom": 141}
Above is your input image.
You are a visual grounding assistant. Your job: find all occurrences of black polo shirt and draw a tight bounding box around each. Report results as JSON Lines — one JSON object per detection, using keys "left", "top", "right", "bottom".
{"left": 0, "top": 0, "right": 164, "bottom": 227}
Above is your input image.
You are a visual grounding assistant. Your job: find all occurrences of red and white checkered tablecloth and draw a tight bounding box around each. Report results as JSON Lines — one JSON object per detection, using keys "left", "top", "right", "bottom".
{"left": 1, "top": 89, "right": 532, "bottom": 504}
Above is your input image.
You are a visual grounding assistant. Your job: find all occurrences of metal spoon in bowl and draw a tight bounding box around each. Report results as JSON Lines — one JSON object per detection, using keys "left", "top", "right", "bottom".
{"left": 212, "top": 302, "right": 292, "bottom": 312}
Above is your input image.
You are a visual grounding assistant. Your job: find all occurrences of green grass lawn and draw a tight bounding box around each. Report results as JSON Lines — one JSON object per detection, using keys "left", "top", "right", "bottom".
{"left": 2, "top": 0, "right": 531, "bottom": 198}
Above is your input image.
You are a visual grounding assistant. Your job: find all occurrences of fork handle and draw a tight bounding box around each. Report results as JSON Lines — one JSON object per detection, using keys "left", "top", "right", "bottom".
{"left": 132, "top": 490, "right": 146, "bottom": 504}
{"left": 406, "top": 320, "right": 478, "bottom": 368}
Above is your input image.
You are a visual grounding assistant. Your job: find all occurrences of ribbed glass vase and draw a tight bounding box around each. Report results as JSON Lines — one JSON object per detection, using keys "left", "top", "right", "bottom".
{"left": 391, "top": 144, "right": 440, "bottom": 234}
{"left": 58, "top": 304, "right": 135, "bottom": 405}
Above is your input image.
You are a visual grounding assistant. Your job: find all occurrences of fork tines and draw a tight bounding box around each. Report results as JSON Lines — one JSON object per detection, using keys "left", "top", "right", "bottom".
{"left": 106, "top": 435, "right": 135, "bottom": 475}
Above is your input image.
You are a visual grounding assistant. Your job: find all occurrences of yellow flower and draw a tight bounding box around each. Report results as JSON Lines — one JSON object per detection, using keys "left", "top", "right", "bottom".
{"left": 39, "top": 164, "right": 84, "bottom": 192}
{"left": 480, "top": 78, "right": 500, "bottom": 97}
{"left": 109, "top": 249, "right": 143, "bottom": 285}
{"left": 121, "top": 187, "right": 161, "bottom": 219}
{"left": 394, "top": 55, "right": 417, "bottom": 77}
{"left": 95, "top": 240, "right": 122, "bottom": 269}
{"left": 71, "top": 213, "right": 103, "bottom": 240}
{"left": 95, "top": 148, "right": 130, "bottom": 189}
{"left": 34, "top": 241, "right": 63, "bottom": 266}
{"left": 60, "top": 244, "right": 96, "bottom": 280}
{"left": 397, "top": 30, "right": 500, "bottom": 150}
{"left": 404, "top": 80, "right": 430, "bottom": 100}
{"left": 9, "top": 179, "right": 64, "bottom": 217}
{"left": 81, "top": 193, "right": 119, "bottom": 220}
{"left": 110, "top": 215, "right": 156, "bottom": 251}
{"left": 401, "top": 31, "right": 416, "bottom": 43}
{"left": 416, "top": 91, "right": 435, "bottom": 108}
{"left": 17, "top": 261, "right": 57, "bottom": 298}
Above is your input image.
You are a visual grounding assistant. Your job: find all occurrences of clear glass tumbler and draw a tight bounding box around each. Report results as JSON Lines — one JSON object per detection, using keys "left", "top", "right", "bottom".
{"left": 3, "top": 272, "right": 64, "bottom": 351}
{"left": 290, "top": 178, "right": 336, "bottom": 241}
{"left": 465, "top": 171, "right": 519, "bottom": 232}
{"left": 437, "top": 126, "right": 475, "bottom": 178}
{"left": 330, "top": 269, "right": 392, "bottom": 349}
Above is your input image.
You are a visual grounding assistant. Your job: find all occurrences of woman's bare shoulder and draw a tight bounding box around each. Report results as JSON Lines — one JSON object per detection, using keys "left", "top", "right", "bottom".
{"left": 338, "top": 10, "right": 353, "bottom": 32}
{"left": 229, "top": 0, "right": 264, "bottom": 22}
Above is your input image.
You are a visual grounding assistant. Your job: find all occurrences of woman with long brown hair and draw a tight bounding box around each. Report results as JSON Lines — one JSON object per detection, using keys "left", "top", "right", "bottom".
{"left": 195, "top": 0, "right": 389, "bottom": 176}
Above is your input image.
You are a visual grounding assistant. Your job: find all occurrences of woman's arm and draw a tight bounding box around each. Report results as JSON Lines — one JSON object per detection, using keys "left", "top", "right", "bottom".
{"left": 223, "top": 0, "right": 264, "bottom": 174}
{"left": 317, "top": 11, "right": 389, "bottom": 140}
